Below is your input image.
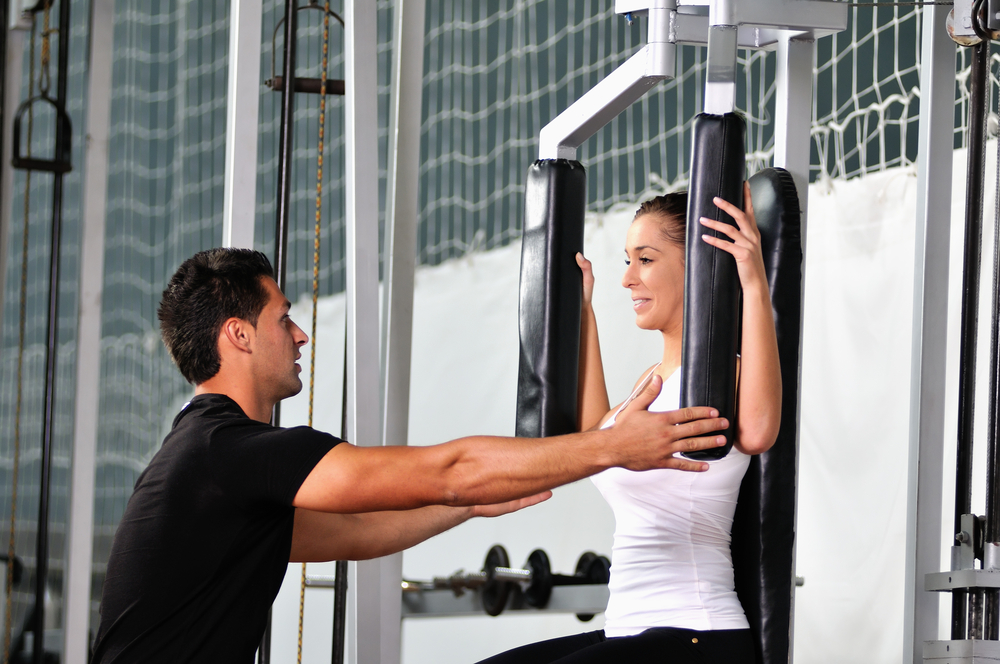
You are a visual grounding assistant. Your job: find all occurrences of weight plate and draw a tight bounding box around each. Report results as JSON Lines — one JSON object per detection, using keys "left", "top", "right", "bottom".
{"left": 574, "top": 551, "right": 610, "bottom": 622}
{"left": 481, "top": 544, "right": 510, "bottom": 617}
{"left": 525, "top": 549, "right": 552, "bottom": 608}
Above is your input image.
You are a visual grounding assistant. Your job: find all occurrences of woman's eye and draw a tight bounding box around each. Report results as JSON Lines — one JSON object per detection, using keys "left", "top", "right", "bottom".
{"left": 624, "top": 259, "right": 631, "bottom": 266}
{"left": 640, "top": 257, "right": 652, "bottom": 265}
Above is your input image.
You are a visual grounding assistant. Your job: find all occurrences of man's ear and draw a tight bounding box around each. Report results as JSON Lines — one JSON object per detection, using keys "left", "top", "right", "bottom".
{"left": 219, "top": 317, "right": 254, "bottom": 354}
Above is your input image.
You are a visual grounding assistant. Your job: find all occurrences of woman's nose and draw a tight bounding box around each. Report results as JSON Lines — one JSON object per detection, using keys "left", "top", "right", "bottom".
{"left": 622, "top": 263, "right": 637, "bottom": 289}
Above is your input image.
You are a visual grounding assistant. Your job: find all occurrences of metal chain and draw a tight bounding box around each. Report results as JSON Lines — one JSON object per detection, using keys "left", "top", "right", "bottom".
{"left": 4, "top": 13, "right": 37, "bottom": 663}
{"left": 297, "top": 2, "right": 333, "bottom": 661}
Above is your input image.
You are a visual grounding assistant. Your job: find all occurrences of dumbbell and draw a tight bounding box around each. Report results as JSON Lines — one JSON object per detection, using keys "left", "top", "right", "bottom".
{"left": 480, "top": 545, "right": 611, "bottom": 616}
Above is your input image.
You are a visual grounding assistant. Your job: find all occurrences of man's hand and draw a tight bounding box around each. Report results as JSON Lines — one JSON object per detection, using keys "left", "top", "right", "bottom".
{"left": 611, "top": 373, "right": 727, "bottom": 472}
{"left": 471, "top": 491, "right": 552, "bottom": 518}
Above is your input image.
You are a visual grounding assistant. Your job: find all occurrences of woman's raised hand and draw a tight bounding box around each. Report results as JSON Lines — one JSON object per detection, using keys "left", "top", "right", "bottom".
{"left": 698, "top": 182, "right": 767, "bottom": 291}
{"left": 577, "top": 252, "right": 595, "bottom": 306}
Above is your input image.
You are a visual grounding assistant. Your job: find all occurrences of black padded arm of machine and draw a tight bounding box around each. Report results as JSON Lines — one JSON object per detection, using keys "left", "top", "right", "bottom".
{"left": 731, "top": 167, "right": 802, "bottom": 664}
{"left": 515, "top": 159, "right": 587, "bottom": 438}
{"left": 680, "top": 113, "right": 746, "bottom": 460}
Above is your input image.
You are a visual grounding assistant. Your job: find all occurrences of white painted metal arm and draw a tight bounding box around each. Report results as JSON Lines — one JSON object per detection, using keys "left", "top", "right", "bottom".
{"left": 539, "top": 45, "right": 672, "bottom": 160}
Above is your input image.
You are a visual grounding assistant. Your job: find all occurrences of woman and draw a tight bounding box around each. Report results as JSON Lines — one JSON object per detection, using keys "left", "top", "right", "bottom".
{"left": 478, "top": 185, "right": 781, "bottom": 664}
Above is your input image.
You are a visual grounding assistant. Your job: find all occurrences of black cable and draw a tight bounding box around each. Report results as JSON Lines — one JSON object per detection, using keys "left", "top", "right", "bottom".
{"left": 954, "top": 39, "right": 991, "bottom": 641}
{"left": 331, "top": 335, "right": 348, "bottom": 664}
{"left": 32, "top": 0, "right": 71, "bottom": 661}
{"left": 985, "top": 53, "right": 1000, "bottom": 642}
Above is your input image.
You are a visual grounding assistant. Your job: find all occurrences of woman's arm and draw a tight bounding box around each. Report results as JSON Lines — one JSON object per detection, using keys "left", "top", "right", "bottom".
{"left": 577, "top": 253, "right": 612, "bottom": 431}
{"left": 700, "top": 183, "right": 782, "bottom": 455}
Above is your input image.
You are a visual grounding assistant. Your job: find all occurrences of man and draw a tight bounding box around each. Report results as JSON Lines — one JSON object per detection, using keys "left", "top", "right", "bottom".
{"left": 92, "top": 248, "right": 727, "bottom": 662}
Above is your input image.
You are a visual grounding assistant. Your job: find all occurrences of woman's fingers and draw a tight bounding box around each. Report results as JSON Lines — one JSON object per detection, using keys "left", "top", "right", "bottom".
{"left": 576, "top": 252, "right": 595, "bottom": 304}
{"left": 743, "top": 181, "right": 756, "bottom": 222}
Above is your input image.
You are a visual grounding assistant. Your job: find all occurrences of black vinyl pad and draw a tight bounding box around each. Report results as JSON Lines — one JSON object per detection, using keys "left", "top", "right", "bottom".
{"left": 680, "top": 113, "right": 746, "bottom": 460}
{"left": 515, "top": 159, "right": 587, "bottom": 438}
{"left": 731, "top": 167, "right": 802, "bottom": 664}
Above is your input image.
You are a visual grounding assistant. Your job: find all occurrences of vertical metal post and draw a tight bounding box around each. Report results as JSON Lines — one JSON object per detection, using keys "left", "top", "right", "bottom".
{"left": 344, "top": 1, "right": 380, "bottom": 662}
{"left": 274, "top": 0, "right": 296, "bottom": 287}
{"left": 378, "top": 1, "right": 425, "bottom": 662}
{"left": 63, "top": 0, "right": 115, "bottom": 659}
{"left": 33, "top": 0, "right": 71, "bottom": 660}
{"left": 954, "top": 39, "right": 990, "bottom": 640}
{"left": 0, "top": 18, "right": 25, "bottom": 423}
{"left": 223, "top": 0, "right": 262, "bottom": 249}
{"left": 772, "top": 33, "right": 813, "bottom": 660}
{"left": 903, "top": 7, "right": 954, "bottom": 661}
{"left": 0, "top": 0, "right": 8, "bottom": 327}
{"left": 773, "top": 34, "right": 812, "bottom": 220}
{"left": 703, "top": 25, "right": 738, "bottom": 115}
{"left": 260, "top": 6, "right": 297, "bottom": 662}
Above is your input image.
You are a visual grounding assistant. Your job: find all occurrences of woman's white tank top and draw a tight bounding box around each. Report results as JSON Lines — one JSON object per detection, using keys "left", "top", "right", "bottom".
{"left": 591, "top": 367, "right": 751, "bottom": 636}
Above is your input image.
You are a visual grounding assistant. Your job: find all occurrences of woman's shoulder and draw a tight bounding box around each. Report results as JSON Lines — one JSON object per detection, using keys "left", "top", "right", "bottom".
{"left": 629, "top": 363, "right": 661, "bottom": 392}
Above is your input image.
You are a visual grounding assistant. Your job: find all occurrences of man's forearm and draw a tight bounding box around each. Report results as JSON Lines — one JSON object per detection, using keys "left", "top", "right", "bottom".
{"left": 290, "top": 505, "right": 473, "bottom": 562}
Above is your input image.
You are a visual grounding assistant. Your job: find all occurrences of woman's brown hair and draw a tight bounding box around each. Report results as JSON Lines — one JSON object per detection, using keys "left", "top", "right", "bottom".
{"left": 634, "top": 192, "right": 687, "bottom": 246}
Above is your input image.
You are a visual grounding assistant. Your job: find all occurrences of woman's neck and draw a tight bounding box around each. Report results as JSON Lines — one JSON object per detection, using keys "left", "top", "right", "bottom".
{"left": 659, "top": 325, "right": 682, "bottom": 378}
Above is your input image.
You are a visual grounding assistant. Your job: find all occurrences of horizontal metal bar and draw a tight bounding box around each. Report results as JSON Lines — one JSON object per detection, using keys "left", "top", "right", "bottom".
{"left": 400, "top": 584, "right": 610, "bottom": 619}
{"left": 267, "top": 76, "right": 345, "bottom": 95}
{"left": 926, "top": 570, "right": 1000, "bottom": 591}
{"left": 925, "top": 640, "right": 1000, "bottom": 661}
{"left": 732, "top": 0, "right": 848, "bottom": 34}
{"left": 618, "top": 0, "right": 846, "bottom": 37}
{"left": 672, "top": 13, "right": 782, "bottom": 49}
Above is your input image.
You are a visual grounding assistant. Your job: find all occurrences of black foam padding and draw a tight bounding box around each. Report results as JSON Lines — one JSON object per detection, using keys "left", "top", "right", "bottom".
{"left": 732, "top": 167, "right": 802, "bottom": 664}
{"left": 680, "top": 113, "right": 746, "bottom": 460}
{"left": 515, "top": 159, "right": 587, "bottom": 438}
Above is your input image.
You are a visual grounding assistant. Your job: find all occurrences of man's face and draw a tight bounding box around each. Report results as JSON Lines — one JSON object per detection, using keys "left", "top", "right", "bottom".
{"left": 249, "top": 277, "right": 309, "bottom": 402}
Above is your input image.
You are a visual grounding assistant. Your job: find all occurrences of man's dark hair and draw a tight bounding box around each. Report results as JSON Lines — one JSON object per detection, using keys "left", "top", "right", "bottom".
{"left": 158, "top": 248, "right": 275, "bottom": 385}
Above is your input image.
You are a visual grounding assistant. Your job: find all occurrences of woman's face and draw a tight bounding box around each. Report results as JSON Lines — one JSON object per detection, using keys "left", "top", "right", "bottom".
{"left": 622, "top": 214, "right": 685, "bottom": 333}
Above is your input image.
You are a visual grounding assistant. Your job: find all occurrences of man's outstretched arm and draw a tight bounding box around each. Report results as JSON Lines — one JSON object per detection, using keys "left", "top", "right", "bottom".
{"left": 289, "top": 493, "right": 551, "bottom": 562}
{"left": 293, "top": 375, "right": 728, "bottom": 514}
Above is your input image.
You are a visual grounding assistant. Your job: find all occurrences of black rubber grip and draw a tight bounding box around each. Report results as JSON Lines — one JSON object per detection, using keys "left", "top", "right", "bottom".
{"left": 680, "top": 113, "right": 746, "bottom": 459}
{"left": 515, "top": 159, "right": 587, "bottom": 438}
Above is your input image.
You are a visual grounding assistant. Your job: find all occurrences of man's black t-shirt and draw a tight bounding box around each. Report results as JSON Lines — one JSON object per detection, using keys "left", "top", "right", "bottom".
{"left": 92, "top": 394, "right": 340, "bottom": 663}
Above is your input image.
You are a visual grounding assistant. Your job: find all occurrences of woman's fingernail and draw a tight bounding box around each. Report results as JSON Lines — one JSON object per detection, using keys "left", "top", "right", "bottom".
{"left": 717, "top": 436, "right": 727, "bottom": 445}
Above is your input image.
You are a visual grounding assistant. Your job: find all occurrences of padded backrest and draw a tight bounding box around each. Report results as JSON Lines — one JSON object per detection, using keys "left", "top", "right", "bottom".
{"left": 731, "top": 167, "right": 803, "bottom": 664}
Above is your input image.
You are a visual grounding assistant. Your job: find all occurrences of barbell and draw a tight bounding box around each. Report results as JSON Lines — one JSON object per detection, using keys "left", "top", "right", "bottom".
{"left": 403, "top": 545, "right": 611, "bottom": 617}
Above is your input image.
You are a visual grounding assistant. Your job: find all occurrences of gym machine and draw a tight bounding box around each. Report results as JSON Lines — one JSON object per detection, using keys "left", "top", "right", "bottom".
{"left": 919, "top": 1, "right": 1000, "bottom": 662}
